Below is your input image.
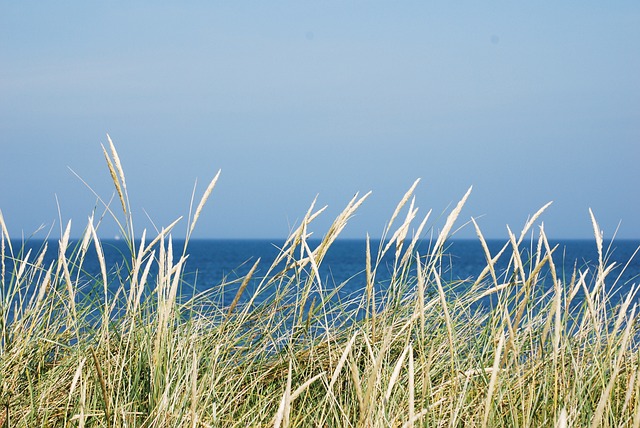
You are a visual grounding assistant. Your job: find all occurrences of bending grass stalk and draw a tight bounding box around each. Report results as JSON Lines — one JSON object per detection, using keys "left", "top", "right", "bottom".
{"left": 274, "top": 360, "right": 293, "bottom": 428}
{"left": 90, "top": 346, "right": 111, "bottom": 426}
{"left": 432, "top": 265, "right": 456, "bottom": 380}
{"left": 101, "top": 144, "right": 126, "bottom": 219}
{"left": 384, "top": 342, "right": 410, "bottom": 403}
{"left": 226, "top": 258, "right": 260, "bottom": 320}
{"left": 190, "top": 347, "right": 198, "bottom": 428}
{"left": 483, "top": 331, "right": 505, "bottom": 428}
{"left": 360, "top": 327, "right": 393, "bottom": 427}
{"left": 187, "top": 169, "right": 221, "bottom": 244}
{"left": 557, "top": 408, "right": 568, "bottom": 428}
{"left": 591, "top": 304, "right": 637, "bottom": 428}
{"left": 408, "top": 342, "right": 414, "bottom": 427}
{"left": 328, "top": 331, "right": 359, "bottom": 397}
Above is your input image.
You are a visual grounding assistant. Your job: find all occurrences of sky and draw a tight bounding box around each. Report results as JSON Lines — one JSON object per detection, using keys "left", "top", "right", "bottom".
{"left": 1, "top": 2, "right": 639, "bottom": 241}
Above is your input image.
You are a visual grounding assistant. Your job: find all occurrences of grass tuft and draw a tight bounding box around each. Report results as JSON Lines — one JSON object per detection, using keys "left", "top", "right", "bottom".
{"left": 0, "top": 137, "right": 639, "bottom": 426}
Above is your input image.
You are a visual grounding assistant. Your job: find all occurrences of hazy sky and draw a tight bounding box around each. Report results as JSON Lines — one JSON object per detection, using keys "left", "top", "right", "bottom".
{"left": 1, "top": 2, "right": 639, "bottom": 241}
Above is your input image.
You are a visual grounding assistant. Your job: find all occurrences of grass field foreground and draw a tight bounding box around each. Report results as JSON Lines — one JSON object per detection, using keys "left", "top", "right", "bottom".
{"left": 1, "top": 138, "right": 639, "bottom": 427}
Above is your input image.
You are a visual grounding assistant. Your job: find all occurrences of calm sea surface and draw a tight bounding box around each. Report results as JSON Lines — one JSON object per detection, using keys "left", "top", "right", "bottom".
{"left": 7, "top": 238, "right": 640, "bottom": 307}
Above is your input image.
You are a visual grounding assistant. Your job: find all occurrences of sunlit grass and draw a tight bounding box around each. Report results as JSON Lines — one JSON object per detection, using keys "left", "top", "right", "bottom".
{"left": 0, "top": 137, "right": 638, "bottom": 427}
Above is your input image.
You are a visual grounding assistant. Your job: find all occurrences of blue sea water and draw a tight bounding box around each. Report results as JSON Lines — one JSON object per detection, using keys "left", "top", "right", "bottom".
{"left": 6, "top": 238, "right": 640, "bottom": 307}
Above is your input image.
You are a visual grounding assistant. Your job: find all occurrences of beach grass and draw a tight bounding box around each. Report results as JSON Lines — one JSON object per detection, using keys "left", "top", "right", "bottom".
{"left": 1, "top": 138, "right": 639, "bottom": 427}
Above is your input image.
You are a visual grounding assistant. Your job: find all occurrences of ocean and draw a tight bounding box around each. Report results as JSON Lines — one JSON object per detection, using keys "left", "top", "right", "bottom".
{"left": 7, "top": 238, "right": 640, "bottom": 308}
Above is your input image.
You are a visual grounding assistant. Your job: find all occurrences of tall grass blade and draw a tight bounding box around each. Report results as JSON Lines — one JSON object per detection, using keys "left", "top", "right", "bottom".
{"left": 188, "top": 169, "right": 221, "bottom": 240}
{"left": 483, "top": 331, "right": 505, "bottom": 428}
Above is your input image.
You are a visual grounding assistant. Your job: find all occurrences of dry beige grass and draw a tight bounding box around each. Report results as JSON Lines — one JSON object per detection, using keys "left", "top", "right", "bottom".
{"left": 0, "top": 138, "right": 638, "bottom": 427}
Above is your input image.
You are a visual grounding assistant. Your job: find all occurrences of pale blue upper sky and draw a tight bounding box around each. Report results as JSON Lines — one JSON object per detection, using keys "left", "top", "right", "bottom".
{"left": 1, "top": 2, "right": 639, "bottom": 240}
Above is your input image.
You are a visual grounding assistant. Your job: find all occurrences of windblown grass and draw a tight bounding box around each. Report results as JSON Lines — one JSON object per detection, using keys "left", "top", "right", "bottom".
{"left": 1, "top": 138, "right": 639, "bottom": 427}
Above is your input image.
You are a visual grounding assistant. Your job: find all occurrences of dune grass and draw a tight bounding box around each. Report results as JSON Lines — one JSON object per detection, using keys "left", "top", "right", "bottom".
{"left": 0, "top": 138, "right": 639, "bottom": 427}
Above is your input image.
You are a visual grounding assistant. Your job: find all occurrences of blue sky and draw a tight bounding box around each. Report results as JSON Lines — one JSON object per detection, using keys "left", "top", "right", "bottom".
{"left": 1, "top": 2, "right": 639, "bottom": 240}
